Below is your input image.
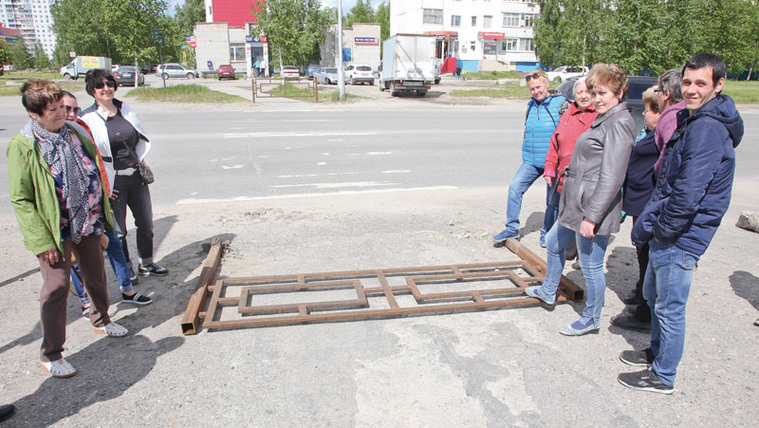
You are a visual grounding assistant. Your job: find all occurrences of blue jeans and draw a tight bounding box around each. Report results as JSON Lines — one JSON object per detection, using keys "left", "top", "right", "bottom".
{"left": 536, "top": 223, "right": 610, "bottom": 328}
{"left": 70, "top": 230, "right": 133, "bottom": 297}
{"left": 504, "top": 163, "right": 552, "bottom": 239}
{"left": 642, "top": 241, "right": 699, "bottom": 386}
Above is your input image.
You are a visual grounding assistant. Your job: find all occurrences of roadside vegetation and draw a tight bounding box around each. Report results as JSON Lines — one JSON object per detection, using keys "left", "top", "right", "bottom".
{"left": 450, "top": 78, "right": 759, "bottom": 104}
{"left": 127, "top": 84, "right": 247, "bottom": 103}
{"left": 457, "top": 70, "right": 523, "bottom": 80}
{"left": 0, "top": 71, "right": 84, "bottom": 96}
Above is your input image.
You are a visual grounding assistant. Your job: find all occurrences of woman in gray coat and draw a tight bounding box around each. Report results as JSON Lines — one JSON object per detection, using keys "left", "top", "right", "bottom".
{"left": 526, "top": 63, "right": 635, "bottom": 335}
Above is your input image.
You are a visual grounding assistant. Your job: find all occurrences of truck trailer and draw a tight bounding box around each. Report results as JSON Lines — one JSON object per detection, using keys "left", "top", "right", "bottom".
{"left": 379, "top": 34, "right": 436, "bottom": 97}
{"left": 59, "top": 56, "right": 112, "bottom": 80}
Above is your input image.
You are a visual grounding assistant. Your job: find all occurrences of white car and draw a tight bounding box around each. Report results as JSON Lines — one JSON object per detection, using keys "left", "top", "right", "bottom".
{"left": 281, "top": 66, "right": 300, "bottom": 79}
{"left": 546, "top": 65, "right": 589, "bottom": 83}
{"left": 345, "top": 64, "right": 374, "bottom": 85}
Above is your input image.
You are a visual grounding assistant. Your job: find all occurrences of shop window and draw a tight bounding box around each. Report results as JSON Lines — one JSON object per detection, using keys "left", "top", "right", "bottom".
{"left": 230, "top": 45, "right": 245, "bottom": 61}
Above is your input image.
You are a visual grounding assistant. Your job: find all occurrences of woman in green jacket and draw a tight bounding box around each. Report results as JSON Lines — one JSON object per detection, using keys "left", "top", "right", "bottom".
{"left": 7, "top": 79, "right": 129, "bottom": 379}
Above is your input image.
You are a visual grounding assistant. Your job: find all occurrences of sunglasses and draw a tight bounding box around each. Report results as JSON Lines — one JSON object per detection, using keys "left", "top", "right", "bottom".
{"left": 654, "top": 88, "right": 666, "bottom": 94}
{"left": 94, "top": 80, "right": 117, "bottom": 89}
{"left": 65, "top": 106, "right": 81, "bottom": 115}
{"left": 525, "top": 72, "right": 543, "bottom": 82}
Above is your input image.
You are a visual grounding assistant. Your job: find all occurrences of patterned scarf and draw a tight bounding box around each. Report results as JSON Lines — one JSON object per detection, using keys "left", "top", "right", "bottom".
{"left": 31, "top": 119, "right": 90, "bottom": 244}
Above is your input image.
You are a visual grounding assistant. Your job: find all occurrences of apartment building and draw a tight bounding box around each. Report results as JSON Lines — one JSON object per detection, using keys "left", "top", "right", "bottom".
{"left": 0, "top": 0, "right": 57, "bottom": 59}
{"left": 390, "top": 0, "right": 541, "bottom": 72}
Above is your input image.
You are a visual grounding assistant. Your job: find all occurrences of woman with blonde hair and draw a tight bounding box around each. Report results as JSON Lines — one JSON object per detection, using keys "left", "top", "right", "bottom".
{"left": 526, "top": 63, "right": 635, "bottom": 335}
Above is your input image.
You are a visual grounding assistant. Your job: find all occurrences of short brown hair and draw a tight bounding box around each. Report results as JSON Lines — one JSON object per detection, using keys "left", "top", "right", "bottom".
{"left": 642, "top": 86, "right": 660, "bottom": 113}
{"left": 586, "top": 63, "right": 629, "bottom": 100}
{"left": 21, "top": 79, "right": 63, "bottom": 115}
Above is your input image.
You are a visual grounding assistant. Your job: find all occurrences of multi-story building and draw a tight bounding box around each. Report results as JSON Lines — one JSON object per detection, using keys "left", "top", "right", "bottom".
{"left": 390, "top": 0, "right": 541, "bottom": 72}
{"left": 196, "top": 0, "right": 267, "bottom": 77}
{"left": 0, "top": 0, "right": 57, "bottom": 59}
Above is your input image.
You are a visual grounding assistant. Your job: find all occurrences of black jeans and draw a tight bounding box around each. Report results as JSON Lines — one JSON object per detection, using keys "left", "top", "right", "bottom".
{"left": 111, "top": 171, "right": 155, "bottom": 266}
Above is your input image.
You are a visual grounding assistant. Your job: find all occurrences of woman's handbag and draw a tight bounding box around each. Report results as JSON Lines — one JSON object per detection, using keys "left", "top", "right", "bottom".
{"left": 138, "top": 162, "right": 154, "bottom": 185}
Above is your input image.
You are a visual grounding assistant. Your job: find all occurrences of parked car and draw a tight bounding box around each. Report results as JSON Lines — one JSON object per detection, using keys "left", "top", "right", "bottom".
{"left": 546, "top": 65, "right": 589, "bottom": 83}
{"left": 281, "top": 66, "right": 300, "bottom": 79}
{"left": 306, "top": 64, "right": 321, "bottom": 79}
{"left": 217, "top": 64, "right": 236, "bottom": 80}
{"left": 112, "top": 65, "right": 145, "bottom": 86}
{"left": 314, "top": 67, "right": 348, "bottom": 85}
{"left": 157, "top": 63, "right": 199, "bottom": 79}
{"left": 557, "top": 75, "right": 658, "bottom": 132}
{"left": 345, "top": 64, "right": 374, "bottom": 85}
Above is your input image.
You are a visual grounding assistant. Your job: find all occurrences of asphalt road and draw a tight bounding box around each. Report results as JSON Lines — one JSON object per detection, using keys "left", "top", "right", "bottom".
{"left": 1, "top": 79, "right": 758, "bottom": 215}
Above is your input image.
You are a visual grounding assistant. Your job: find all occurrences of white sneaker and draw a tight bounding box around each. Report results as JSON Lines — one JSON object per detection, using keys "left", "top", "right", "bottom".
{"left": 93, "top": 322, "right": 129, "bottom": 337}
{"left": 41, "top": 358, "right": 77, "bottom": 378}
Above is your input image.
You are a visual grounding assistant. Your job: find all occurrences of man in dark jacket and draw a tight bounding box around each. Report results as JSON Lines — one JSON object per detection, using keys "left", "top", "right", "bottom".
{"left": 618, "top": 53, "right": 743, "bottom": 394}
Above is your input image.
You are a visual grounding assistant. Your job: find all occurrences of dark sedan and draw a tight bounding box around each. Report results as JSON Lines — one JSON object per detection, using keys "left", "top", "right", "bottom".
{"left": 558, "top": 75, "right": 658, "bottom": 133}
{"left": 113, "top": 66, "right": 145, "bottom": 87}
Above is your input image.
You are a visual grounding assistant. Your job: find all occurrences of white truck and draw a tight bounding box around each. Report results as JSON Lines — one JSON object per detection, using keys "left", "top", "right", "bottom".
{"left": 379, "top": 34, "right": 436, "bottom": 97}
{"left": 59, "top": 56, "right": 112, "bottom": 80}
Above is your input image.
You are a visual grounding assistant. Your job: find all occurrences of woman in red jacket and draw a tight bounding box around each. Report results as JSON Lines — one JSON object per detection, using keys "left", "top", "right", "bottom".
{"left": 543, "top": 77, "right": 598, "bottom": 253}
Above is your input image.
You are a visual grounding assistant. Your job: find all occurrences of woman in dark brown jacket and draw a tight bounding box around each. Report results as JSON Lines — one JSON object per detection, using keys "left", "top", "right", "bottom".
{"left": 526, "top": 63, "right": 635, "bottom": 336}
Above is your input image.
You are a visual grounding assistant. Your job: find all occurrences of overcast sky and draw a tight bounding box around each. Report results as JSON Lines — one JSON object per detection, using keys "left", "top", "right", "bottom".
{"left": 166, "top": 0, "right": 387, "bottom": 15}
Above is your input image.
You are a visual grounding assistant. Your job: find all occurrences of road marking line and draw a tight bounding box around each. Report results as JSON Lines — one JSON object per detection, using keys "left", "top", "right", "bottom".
{"left": 382, "top": 170, "right": 411, "bottom": 174}
{"left": 269, "top": 181, "right": 398, "bottom": 189}
{"left": 222, "top": 131, "right": 379, "bottom": 139}
{"left": 176, "top": 186, "right": 459, "bottom": 205}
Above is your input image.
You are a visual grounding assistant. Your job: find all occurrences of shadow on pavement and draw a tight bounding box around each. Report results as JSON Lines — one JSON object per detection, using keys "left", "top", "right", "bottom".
{"left": 729, "top": 270, "right": 759, "bottom": 313}
{"left": 10, "top": 335, "right": 183, "bottom": 426}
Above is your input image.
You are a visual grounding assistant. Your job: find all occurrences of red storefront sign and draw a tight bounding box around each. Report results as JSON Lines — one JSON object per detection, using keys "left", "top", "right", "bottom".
{"left": 479, "top": 32, "right": 505, "bottom": 40}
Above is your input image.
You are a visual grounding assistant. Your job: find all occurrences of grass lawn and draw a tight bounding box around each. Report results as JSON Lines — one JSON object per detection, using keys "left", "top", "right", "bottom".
{"left": 449, "top": 81, "right": 526, "bottom": 99}
{"left": 457, "top": 70, "right": 523, "bottom": 80}
{"left": 127, "top": 84, "right": 247, "bottom": 103}
{"left": 721, "top": 80, "right": 759, "bottom": 104}
{"left": 0, "top": 71, "right": 85, "bottom": 97}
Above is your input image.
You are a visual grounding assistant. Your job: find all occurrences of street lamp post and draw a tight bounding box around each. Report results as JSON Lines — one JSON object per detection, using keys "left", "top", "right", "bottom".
{"left": 337, "top": 0, "right": 345, "bottom": 101}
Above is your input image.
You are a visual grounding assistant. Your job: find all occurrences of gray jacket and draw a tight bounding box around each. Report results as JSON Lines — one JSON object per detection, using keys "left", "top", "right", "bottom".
{"left": 558, "top": 102, "right": 635, "bottom": 235}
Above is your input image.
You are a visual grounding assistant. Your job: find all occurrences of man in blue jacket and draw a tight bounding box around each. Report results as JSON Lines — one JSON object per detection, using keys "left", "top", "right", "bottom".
{"left": 493, "top": 70, "right": 565, "bottom": 247}
{"left": 618, "top": 53, "right": 743, "bottom": 394}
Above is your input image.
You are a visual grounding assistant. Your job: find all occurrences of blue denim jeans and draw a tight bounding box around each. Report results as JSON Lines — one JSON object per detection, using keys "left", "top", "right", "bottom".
{"left": 70, "top": 230, "right": 133, "bottom": 297}
{"left": 536, "top": 223, "right": 610, "bottom": 328}
{"left": 642, "top": 241, "right": 699, "bottom": 386}
{"left": 504, "top": 163, "right": 551, "bottom": 239}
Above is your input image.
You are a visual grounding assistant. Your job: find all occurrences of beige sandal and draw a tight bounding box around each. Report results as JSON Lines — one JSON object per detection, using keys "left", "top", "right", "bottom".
{"left": 93, "top": 322, "right": 129, "bottom": 337}
{"left": 41, "top": 358, "right": 77, "bottom": 378}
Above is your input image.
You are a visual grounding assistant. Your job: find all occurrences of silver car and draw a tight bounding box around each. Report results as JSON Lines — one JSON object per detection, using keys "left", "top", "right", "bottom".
{"left": 314, "top": 67, "right": 347, "bottom": 85}
{"left": 157, "top": 63, "right": 199, "bottom": 79}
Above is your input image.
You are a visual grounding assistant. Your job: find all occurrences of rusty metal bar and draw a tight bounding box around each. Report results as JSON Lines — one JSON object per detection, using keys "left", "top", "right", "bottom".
{"left": 180, "top": 238, "right": 224, "bottom": 334}
{"left": 184, "top": 238, "right": 583, "bottom": 332}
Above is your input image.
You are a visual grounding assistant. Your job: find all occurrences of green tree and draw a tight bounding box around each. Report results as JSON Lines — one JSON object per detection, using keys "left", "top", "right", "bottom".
{"left": 375, "top": 1, "right": 390, "bottom": 42}
{"left": 534, "top": 0, "right": 609, "bottom": 69}
{"left": 252, "top": 0, "right": 329, "bottom": 71}
{"left": 0, "top": 40, "right": 10, "bottom": 75}
{"left": 344, "top": 0, "right": 374, "bottom": 27}
{"left": 9, "top": 36, "right": 33, "bottom": 70}
{"left": 603, "top": 0, "right": 668, "bottom": 74}
{"left": 33, "top": 43, "right": 51, "bottom": 69}
{"left": 174, "top": 0, "right": 205, "bottom": 36}
{"left": 52, "top": 0, "right": 171, "bottom": 67}
{"left": 702, "top": 0, "right": 759, "bottom": 75}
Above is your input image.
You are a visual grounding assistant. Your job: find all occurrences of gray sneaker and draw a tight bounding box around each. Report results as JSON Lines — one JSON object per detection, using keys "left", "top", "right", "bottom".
{"left": 618, "top": 368, "right": 674, "bottom": 394}
{"left": 619, "top": 348, "right": 655, "bottom": 367}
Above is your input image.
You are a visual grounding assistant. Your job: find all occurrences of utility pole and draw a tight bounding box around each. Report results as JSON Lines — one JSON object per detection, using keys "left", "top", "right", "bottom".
{"left": 337, "top": 0, "right": 345, "bottom": 101}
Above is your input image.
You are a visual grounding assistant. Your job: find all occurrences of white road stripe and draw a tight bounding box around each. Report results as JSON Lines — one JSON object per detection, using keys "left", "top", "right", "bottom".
{"left": 176, "top": 186, "right": 459, "bottom": 205}
{"left": 269, "top": 181, "right": 398, "bottom": 189}
{"left": 223, "top": 131, "right": 379, "bottom": 139}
